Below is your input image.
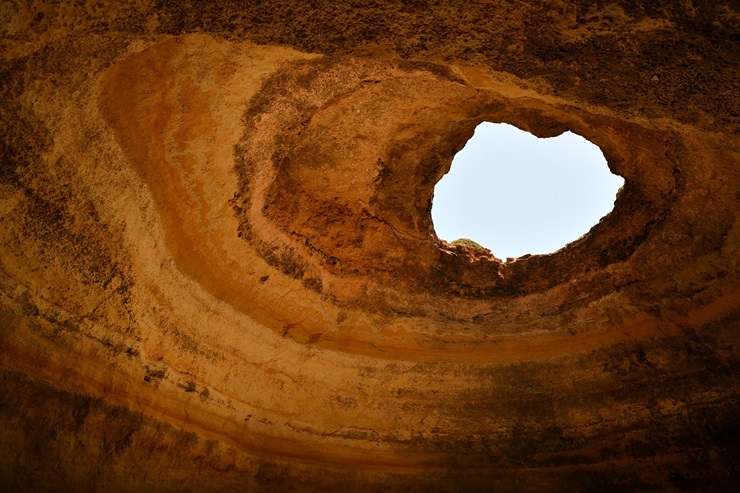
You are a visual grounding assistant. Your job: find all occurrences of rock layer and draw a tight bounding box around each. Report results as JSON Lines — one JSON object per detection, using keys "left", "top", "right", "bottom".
{"left": 1, "top": 2, "right": 739, "bottom": 492}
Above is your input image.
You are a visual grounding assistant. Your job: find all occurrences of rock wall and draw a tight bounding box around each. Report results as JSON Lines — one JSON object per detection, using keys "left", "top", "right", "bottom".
{"left": 1, "top": 2, "right": 738, "bottom": 492}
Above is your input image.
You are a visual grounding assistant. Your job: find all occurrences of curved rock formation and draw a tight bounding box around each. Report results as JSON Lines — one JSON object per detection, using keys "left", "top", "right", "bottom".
{"left": 1, "top": 2, "right": 738, "bottom": 492}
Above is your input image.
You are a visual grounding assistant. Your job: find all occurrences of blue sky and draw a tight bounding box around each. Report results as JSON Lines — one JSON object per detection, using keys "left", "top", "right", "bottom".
{"left": 431, "top": 122, "right": 624, "bottom": 259}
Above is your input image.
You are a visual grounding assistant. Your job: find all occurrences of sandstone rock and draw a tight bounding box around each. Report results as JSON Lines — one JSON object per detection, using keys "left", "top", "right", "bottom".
{"left": 1, "top": 2, "right": 738, "bottom": 492}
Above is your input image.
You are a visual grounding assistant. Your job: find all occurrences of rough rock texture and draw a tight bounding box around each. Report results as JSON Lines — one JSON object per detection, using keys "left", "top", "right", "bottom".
{"left": 1, "top": 2, "right": 739, "bottom": 492}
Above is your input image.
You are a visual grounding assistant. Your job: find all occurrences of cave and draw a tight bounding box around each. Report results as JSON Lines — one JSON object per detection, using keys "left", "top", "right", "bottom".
{"left": 1, "top": 2, "right": 738, "bottom": 492}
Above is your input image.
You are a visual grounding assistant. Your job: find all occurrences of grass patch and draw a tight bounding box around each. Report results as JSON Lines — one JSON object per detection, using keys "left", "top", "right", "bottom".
{"left": 451, "top": 238, "right": 487, "bottom": 250}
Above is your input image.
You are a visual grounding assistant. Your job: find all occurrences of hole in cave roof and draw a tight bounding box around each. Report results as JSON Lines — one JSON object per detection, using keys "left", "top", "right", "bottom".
{"left": 432, "top": 122, "right": 623, "bottom": 260}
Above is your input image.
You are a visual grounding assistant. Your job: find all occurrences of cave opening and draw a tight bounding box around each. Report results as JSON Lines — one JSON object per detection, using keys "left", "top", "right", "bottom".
{"left": 432, "top": 122, "right": 624, "bottom": 260}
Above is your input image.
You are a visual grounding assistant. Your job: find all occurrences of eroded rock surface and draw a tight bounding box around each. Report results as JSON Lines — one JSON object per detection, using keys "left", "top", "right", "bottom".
{"left": 1, "top": 2, "right": 739, "bottom": 492}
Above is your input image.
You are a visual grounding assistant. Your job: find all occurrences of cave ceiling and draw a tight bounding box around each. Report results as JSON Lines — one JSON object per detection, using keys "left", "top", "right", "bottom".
{"left": 1, "top": 2, "right": 739, "bottom": 492}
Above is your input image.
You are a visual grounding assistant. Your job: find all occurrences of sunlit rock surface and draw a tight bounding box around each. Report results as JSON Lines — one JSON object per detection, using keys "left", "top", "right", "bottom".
{"left": 1, "top": 2, "right": 738, "bottom": 492}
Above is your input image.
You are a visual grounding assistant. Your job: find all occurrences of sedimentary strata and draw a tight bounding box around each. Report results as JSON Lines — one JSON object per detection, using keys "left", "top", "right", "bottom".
{"left": 1, "top": 2, "right": 738, "bottom": 492}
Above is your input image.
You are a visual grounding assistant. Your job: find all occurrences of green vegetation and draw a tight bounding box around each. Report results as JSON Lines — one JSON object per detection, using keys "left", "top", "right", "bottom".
{"left": 451, "top": 238, "right": 487, "bottom": 250}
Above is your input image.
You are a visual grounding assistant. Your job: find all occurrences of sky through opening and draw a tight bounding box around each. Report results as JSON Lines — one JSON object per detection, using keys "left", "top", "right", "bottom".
{"left": 431, "top": 122, "right": 624, "bottom": 259}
